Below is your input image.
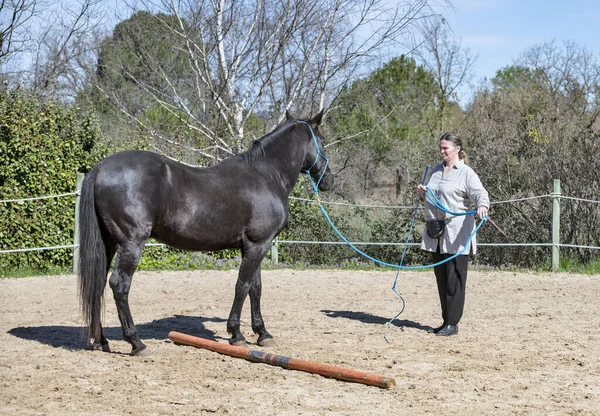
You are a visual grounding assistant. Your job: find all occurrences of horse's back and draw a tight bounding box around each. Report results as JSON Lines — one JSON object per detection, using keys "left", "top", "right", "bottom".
{"left": 91, "top": 151, "right": 170, "bottom": 242}
{"left": 94, "top": 150, "right": 175, "bottom": 204}
{"left": 90, "top": 150, "right": 287, "bottom": 250}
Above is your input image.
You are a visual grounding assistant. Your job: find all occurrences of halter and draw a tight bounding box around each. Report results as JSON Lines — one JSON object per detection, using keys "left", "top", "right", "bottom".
{"left": 298, "top": 120, "right": 329, "bottom": 189}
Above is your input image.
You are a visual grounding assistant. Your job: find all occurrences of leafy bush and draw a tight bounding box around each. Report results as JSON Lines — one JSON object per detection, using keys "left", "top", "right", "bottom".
{"left": 0, "top": 91, "right": 104, "bottom": 270}
{"left": 137, "top": 244, "right": 241, "bottom": 271}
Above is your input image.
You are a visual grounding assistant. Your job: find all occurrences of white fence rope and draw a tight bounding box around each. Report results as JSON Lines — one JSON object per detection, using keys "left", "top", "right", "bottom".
{"left": 291, "top": 193, "right": 599, "bottom": 207}
{"left": 0, "top": 244, "right": 77, "bottom": 253}
{"left": 558, "top": 195, "right": 600, "bottom": 204}
{"left": 290, "top": 196, "right": 417, "bottom": 209}
{"left": 283, "top": 193, "right": 599, "bottom": 252}
{"left": 0, "top": 192, "right": 78, "bottom": 203}
{"left": 1, "top": 190, "right": 599, "bottom": 254}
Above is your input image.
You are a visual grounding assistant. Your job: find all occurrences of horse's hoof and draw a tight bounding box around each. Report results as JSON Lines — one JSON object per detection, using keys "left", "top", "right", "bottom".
{"left": 131, "top": 346, "right": 150, "bottom": 356}
{"left": 92, "top": 343, "right": 111, "bottom": 353}
{"left": 258, "top": 337, "right": 276, "bottom": 348}
{"left": 230, "top": 339, "right": 249, "bottom": 349}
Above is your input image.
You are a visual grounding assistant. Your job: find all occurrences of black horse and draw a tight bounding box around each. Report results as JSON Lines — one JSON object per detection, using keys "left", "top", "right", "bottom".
{"left": 79, "top": 110, "right": 333, "bottom": 356}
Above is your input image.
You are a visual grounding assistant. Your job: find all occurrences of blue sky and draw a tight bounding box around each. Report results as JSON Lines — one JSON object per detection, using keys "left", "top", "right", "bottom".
{"left": 442, "top": 0, "right": 600, "bottom": 84}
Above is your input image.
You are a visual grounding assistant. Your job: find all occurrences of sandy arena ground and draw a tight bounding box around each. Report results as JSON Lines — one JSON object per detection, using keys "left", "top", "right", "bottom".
{"left": 1, "top": 269, "right": 599, "bottom": 415}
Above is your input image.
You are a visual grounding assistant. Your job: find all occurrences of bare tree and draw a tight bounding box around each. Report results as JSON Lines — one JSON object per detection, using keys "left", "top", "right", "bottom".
{"left": 1, "top": 0, "right": 41, "bottom": 69}
{"left": 1, "top": 0, "right": 108, "bottom": 100}
{"left": 415, "top": 17, "right": 475, "bottom": 133}
{"left": 93, "top": 0, "right": 451, "bottom": 160}
{"left": 516, "top": 40, "right": 600, "bottom": 120}
{"left": 460, "top": 40, "right": 600, "bottom": 266}
{"left": 29, "top": 0, "right": 107, "bottom": 100}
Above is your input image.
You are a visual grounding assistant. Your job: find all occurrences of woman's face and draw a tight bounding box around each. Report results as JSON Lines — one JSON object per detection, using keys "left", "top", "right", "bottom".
{"left": 439, "top": 139, "right": 460, "bottom": 163}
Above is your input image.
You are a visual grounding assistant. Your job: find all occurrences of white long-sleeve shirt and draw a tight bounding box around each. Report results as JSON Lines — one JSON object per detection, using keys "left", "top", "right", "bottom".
{"left": 421, "top": 161, "right": 490, "bottom": 255}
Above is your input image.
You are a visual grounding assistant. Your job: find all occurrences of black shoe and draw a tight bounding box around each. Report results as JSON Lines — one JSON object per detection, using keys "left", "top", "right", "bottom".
{"left": 436, "top": 324, "right": 458, "bottom": 337}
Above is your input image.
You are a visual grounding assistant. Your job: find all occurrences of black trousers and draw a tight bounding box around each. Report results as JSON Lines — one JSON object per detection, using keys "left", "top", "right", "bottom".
{"left": 431, "top": 246, "right": 469, "bottom": 326}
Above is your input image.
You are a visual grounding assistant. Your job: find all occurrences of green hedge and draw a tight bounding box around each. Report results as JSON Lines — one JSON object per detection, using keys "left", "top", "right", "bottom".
{"left": 0, "top": 91, "right": 103, "bottom": 270}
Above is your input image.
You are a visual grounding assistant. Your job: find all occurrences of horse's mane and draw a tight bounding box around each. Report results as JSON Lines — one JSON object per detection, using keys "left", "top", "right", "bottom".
{"left": 241, "top": 120, "right": 296, "bottom": 163}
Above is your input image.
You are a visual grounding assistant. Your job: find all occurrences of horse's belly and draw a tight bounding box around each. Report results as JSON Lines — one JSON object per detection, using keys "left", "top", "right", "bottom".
{"left": 151, "top": 218, "right": 243, "bottom": 252}
{"left": 150, "top": 194, "right": 286, "bottom": 252}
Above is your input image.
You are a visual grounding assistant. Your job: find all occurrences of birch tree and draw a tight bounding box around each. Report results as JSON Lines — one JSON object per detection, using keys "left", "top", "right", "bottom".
{"left": 90, "top": 0, "right": 450, "bottom": 161}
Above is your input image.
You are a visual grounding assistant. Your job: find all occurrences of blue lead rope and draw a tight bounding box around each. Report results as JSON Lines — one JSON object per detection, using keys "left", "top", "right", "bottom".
{"left": 305, "top": 165, "right": 489, "bottom": 341}
{"left": 305, "top": 175, "right": 488, "bottom": 270}
{"left": 298, "top": 122, "right": 490, "bottom": 339}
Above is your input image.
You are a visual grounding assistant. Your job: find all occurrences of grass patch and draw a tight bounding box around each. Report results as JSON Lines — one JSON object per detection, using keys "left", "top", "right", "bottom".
{"left": 0, "top": 267, "right": 71, "bottom": 279}
{"left": 556, "top": 256, "right": 600, "bottom": 274}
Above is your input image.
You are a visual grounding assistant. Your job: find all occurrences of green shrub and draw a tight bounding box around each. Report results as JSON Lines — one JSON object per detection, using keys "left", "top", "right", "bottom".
{"left": 0, "top": 91, "right": 104, "bottom": 270}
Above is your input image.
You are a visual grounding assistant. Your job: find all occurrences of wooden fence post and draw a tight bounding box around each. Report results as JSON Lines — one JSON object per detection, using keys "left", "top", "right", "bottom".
{"left": 551, "top": 179, "right": 561, "bottom": 271}
{"left": 271, "top": 238, "right": 279, "bottom": 265}
{"left": 73, "top": 172, "right": 85, "bottom": 274}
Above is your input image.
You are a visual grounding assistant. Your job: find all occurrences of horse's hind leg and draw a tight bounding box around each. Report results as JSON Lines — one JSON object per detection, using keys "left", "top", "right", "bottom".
{"left": 109, "top": 240, "right": 148, "bottom": 356}
{"left": 93, "top": 240, "right": 117, "bottom": 353}
{"left": 249, "top": 265, "right": 275, "bottom": 347}
{"left": 92, "top": 327, "right": 110, "bottom": 352}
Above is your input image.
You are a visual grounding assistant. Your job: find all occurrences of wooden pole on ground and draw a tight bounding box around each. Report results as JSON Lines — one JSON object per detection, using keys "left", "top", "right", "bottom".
{"left": 168, "top": 331, "right": 396, "bottom": 389}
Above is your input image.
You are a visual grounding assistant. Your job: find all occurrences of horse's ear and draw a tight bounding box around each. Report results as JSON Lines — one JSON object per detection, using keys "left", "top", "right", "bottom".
{"left": 311, "top": 109, "right": 324, "bottom": 127}
{"left": 285, "top": 110, "right": 293, "bottom": 121}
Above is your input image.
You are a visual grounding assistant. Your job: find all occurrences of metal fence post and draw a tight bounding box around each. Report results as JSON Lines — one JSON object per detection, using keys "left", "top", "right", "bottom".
{"left": 73, "top": 172, "right": 85, "bottom": 274}
{"left": 551, "top": 179, "right": 561, "bottom": 271}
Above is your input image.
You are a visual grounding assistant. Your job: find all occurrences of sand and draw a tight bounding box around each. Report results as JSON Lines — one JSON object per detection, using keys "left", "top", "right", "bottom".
{"left": 1, "top": 269, "right": 599, "bottom": 415}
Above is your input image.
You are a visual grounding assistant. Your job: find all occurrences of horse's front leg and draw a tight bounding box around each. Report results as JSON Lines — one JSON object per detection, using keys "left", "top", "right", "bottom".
{"left": 248, "top": 265, "right": 275, "bottom": 347}
{"left": 227, "top": 245, "right": 270, "bottom": 347}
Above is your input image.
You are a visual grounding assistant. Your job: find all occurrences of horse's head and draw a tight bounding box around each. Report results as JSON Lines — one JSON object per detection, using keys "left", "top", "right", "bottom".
{"left": 288, "top": 109, "right": 334, "bottom": 192}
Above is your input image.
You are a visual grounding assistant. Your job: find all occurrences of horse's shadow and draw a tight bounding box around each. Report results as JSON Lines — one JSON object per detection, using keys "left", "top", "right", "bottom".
{"left": 9, "top": 311, "right": 431, "bottom": 351}
{"left": 321, "top": 310, "right": 433, "bottom": 332}
{"left": 7, "top": 315, "right": 226, "bottom": 351}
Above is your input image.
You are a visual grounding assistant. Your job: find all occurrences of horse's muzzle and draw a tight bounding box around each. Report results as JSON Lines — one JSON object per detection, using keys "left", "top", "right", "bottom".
{"left": 317, "top": 170, "right": 334, "bottom": 191}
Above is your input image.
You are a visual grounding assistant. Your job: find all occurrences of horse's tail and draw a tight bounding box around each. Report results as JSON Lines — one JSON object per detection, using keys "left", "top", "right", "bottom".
{"left": 78, "top": 166, "right": 107, "bottom": 343}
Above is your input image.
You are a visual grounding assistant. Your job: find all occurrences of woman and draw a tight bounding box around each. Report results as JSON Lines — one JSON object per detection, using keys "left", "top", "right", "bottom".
{"left": 416, "top": 132, "right": 489, "bottom": 337}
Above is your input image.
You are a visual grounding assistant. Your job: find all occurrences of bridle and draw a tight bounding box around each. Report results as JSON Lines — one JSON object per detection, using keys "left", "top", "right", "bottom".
{"left": 298, "top": 120, "right": 329, "bottom": 189}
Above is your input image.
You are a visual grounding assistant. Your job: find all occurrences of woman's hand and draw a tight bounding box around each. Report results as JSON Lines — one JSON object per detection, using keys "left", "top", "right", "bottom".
{"left": 416, "top": 184, "right": 426, "bottom": 198}
{"left": 477, "top": 206, "right": 489, "bottom": 219}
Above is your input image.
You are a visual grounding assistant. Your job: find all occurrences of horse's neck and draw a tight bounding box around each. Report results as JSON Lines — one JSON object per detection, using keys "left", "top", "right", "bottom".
{"left": 262, "top": 135, "right": 306, "bottom": 194}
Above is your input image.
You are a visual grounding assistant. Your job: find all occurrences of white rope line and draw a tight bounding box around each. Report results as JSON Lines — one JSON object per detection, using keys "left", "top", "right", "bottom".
{"left": 293, "top": 193, "right": 600, "bottom": 208}
{"left": 289, "top": 196, "right": 417, "bottom": 209}
{"left": 4, "top": 241, "right": 595, "bottom": 254}
{"left": 1, "top": 191, "right": 599, "bottom": 254}
{"left": 276, "top": 240, "right": 553, "bottom": 247}
{"left": 1, "top": 191, "right": 597, "bottom": 207}
{"left": 276, "top": 240, "right": 421, "bottom": 246}
{"left": 492, "top": 194, "right": 600, "bottom": 205}
{"left": 558, "top": 243, "right": 600, "bottom": 250}
{"left": 558, "top": 195, "right": 600, "bottom": 204}
{"left": 0, "top": 242, "right": 167, "bottom": 253}
{"left": 0, "top": 192, "right": 79, "bottom": 203}
{"left": 490, "top": 194, "right": 554, "bottom": 204}
{"left": 0, "top": 244, "right": 77, "bottom": 253}
{"left": 275, "top": 241, "right": 600, "bottom": 249}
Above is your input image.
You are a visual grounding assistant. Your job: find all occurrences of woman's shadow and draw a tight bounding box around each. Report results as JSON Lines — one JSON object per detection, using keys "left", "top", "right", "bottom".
{"left": 321, "top": 310, "right": 433, "bottom": 332}
{"left": 7, "top": 315, "right": 226, "bottom": 351}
